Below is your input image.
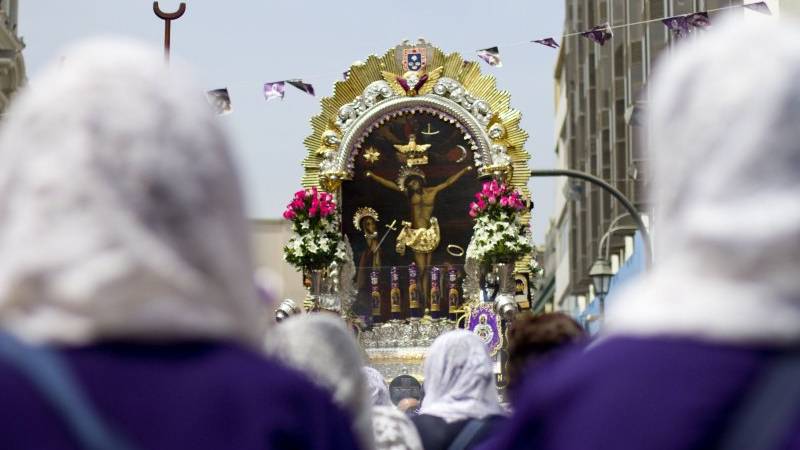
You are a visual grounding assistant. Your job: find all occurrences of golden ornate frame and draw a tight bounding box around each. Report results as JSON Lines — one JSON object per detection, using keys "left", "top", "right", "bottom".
{"left": 301, "top": 39, "right": 533, "bottom": 275}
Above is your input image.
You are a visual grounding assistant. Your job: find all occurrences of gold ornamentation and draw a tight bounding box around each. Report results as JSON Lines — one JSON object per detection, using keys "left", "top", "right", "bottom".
{"left": 353, "top": 206, "right": 379, "bottom": 231}
{"left": 300, "top": 40, "right": 534, "bottom": 274}
{"left": 393, "top": 134, "right": 431, "bottom": 154}
{"left": 421, "top": 123, "right": 439, "bottom": 135}
{"left": 381, "top": 67, "right": 443, "bottom": 97}
{"left": 362, "top": 147, "right": 381, "bottom": 163}
{"left": 396, "top": 217, "right": 440, "bottom": 255}
{"left": 446, "top": 244, "right": 465, "bottom": 257}
{"left": 393, "top": 134, "right": 430, "bottom": 166}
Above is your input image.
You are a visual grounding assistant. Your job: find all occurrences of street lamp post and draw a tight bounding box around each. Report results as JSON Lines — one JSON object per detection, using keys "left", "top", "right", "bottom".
{"left": 589, "top": 258, "right": 614, "bottom": 314}
{"left": 530, "top": 169, "right": 652, "bottom": 269}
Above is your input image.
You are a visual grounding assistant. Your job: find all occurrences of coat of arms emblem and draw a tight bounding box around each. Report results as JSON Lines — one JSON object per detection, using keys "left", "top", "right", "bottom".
{"left": 403, "top": 47, "right": 426, "bottom": 72}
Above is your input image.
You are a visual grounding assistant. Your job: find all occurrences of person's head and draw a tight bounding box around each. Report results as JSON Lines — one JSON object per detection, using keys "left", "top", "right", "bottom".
{"left": 363, "top": 366, "right": 391, "bottom": 407}
{"left": 606, "top": 18, "right": 800, "bottom": 343}
{"left": 405, "top": 176, "right": 423, "bottom": 193}
{"left": 419, "top": 329, "right": 503, "bottom": 423}
{"left": 506, "top": 313, "right": 585, "bottom": 393}
{"left": 362, "top": 216, "right": 378, "bottom": 234}
{"left": 397, "top": 167, "right": 426, "bottom": 195}
{"left": 0, "top": 38, "right": 265, "bottom": 346}
{"left": 353, "top": 206, "right": 379, "bottom": 235}
{"left": 264, "top": 314, "right": 373, "bottom": 450}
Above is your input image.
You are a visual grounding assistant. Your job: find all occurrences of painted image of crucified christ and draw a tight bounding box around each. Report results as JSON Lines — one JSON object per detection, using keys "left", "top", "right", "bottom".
{"left": 365, "top": 164, "right": 472, "bottom": 304}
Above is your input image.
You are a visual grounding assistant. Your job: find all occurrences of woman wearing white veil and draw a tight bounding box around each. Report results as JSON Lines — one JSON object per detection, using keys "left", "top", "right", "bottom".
{"left": 412, "top": 330, "right": 506, "bottom": 450}
{"left": 0, "top": 38, "right": 359, "bottom": 450}
{"left": 485, "top": 17, "right": 800, "bottom": 450}
{"left": 265, "top": 314, "right": 375, "bottom": 450}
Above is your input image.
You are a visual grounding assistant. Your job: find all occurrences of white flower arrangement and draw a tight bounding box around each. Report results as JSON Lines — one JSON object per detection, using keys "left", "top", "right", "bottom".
{"left": 466, "top": 180, "right": 532, "bottom": 264}
{"left": 282, "top": 188, "right": 345, "bottom": 271}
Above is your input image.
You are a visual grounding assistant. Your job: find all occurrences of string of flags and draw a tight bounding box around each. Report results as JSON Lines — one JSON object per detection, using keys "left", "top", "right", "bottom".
{"left": 479, "top": 2, "right": 770, "bottom": 66}
{"left": 203, "top": 1, "right": 770, "bottom": 113}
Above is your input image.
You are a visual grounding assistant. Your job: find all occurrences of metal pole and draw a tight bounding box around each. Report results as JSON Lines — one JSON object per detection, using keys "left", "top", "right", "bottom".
{"left": 530, "top": 169, "right": 653, "bottom": 269}
{"left": 153, "top": 2, "right": 187, "bottom": 62}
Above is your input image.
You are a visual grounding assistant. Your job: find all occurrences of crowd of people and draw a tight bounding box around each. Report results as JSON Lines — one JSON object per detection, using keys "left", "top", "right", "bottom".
{"left": 0, "top": 16, "right": 798, "bottom": 450}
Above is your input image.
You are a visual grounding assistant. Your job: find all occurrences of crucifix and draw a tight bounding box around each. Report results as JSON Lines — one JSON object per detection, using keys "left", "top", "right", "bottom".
{"left": 153, "top": 1, "right": 186, "bottom": 62}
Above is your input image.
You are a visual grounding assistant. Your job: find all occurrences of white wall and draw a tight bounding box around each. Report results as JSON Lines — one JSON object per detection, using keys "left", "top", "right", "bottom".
{"left": 250, "top": 219, "right": 305, "bottom": 303}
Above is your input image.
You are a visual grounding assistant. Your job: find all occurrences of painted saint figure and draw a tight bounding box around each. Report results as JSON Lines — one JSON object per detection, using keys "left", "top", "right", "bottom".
{"left": 365, "top": 164, "right": 472, "bottom": 300}
{"left": 353, "top": 207, "right": 381, "bottom": 293}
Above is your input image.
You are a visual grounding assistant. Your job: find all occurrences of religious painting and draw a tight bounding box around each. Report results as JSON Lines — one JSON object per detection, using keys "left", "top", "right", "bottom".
{"left": 514, "top": 273, "right": 530, "bottom": 309}
{"left": 342, "top": 111, "right": 480, "bottom": 323}
{"left": 467, "top": 303, "right": 502, "bottom": 356}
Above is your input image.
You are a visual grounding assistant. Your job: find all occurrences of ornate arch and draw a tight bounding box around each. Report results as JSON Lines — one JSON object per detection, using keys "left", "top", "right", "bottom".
{"left": 302, "top": 40, "right": 531, "bottom": 196}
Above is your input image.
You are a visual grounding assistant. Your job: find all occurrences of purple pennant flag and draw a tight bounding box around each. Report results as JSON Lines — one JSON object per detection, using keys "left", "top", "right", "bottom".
{"left": 685, "top": 12, "right": 711, "bottom": 29}
{"left": 662, "top": 15, "right": 691, "bottom": 38}
{"left": 206, "top": 88, "right": 232, "bottom": 115}
{"left": 532, "top": 37, "right": 559, "bottom": 49}
{"left": 744, "top": 1, "right": 771, "bottom": 15}
{"left": 287, "top": 79, "right": 315, "bottom": 96}
{"left": 476, "top": 46, "right": 502, "bottom": 67}
{"left": 263, "top": 81, "right": 285, "bottom": 101}
{"left": 582, "top": 22, "right": 613, "bottom": 46}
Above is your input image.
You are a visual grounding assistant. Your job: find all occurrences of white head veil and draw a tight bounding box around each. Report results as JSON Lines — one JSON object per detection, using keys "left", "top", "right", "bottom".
{"left": 419, "top": 329, "right": 504, "bottom": 423}
{"left": 264, "top": 314, "right": 374, "bottom": 450}
{"left": 0, "top": 38, "right": 266, "bottom": 346}
{"left": 606, "top": 18, "right": 800, "bottom": 344}
{"left": 363, "top": 366, "right": 392, "bottom": 407}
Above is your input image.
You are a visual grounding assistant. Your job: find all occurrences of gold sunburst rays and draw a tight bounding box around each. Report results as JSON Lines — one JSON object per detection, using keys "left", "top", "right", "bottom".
{"left": 302, "top": 41, "right": 531, "bottom": 197}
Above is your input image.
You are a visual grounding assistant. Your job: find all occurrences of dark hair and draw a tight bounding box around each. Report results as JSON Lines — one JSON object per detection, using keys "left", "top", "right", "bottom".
{"left": 404, "top": 175, "right": 423, "bottom": 187}
{"left": 506, "top": 312, "right": 586, "bottom": 393}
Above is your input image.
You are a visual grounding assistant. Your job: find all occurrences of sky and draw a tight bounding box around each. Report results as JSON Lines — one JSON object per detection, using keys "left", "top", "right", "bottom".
{"left": 19, "top": 0, "right": 564, "bottom": 244}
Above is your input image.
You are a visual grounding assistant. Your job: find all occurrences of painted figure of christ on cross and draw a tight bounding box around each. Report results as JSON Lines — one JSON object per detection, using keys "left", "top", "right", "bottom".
{"left": 365, "top": 164, "right": 472, "bottom": 304}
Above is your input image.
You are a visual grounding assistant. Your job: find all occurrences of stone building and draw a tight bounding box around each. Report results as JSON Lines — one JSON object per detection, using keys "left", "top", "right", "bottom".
{"left": 537, "top": 0, "right": 757, "bottom": 315}
{"left": 0, "top": 0, "right": 24, "bottom": 114}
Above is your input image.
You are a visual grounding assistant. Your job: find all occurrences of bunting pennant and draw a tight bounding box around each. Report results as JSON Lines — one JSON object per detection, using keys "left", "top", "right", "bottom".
{"left": 532, "top": 37, "right": 559, "bottom": 49}
{"left": 582, "top": 22, "right": 613, "bottom": 46}
{"left": 287, "top": 79, "right": 315, "bottom": 96}
{"left": 662, "top": 16, "right": 691, "bottom": 38}
{"left": 476, "top": 46, "right": 502, "bottom": 67}
{"left": 685, "top": 12, "right": 711, "bottom": 29}
{"left": 343, "top": 70, "right": 350, "bottom": 79}
{"left": 206, "top": 88, "right": 232, "bottom": 115}
{"left": 263, "top": 81, "right": 286, "bottom": 101}
{"left": 744, "top": 1, "right": 771, "bottom": 15}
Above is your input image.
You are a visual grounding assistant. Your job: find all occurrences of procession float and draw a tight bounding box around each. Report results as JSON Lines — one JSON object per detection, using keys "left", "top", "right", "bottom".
{"left": 281, "top": 39, "right": 534, "bottom": 387}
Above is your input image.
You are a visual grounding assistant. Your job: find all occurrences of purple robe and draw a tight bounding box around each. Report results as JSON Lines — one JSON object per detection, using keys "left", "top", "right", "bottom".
{"left": 0, "top": 341, "right": 361, "bottom": 450}
{"left": 482, "top": 337, "right": 800, "bottom": 450}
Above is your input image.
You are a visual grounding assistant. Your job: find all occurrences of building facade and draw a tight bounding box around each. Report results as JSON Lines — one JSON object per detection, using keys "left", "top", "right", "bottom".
{"left": 536, "top": 0, "right": 754, "bottom": 315}
{"left": 0, "top": 0, "right": 24, "bottom": 114}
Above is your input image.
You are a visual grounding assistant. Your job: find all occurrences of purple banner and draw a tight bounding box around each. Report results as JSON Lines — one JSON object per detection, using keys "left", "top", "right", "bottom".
{"left": 476, "top": 46, "right": 502, "bottom": 67}
{"left": 468, "top": 303, "right": 501, "bottom": 356}
{"left": 287, "top": 79, "right": 315, "bottom": 96}
{"left": 582, "top": 22, "right": 613, "bottom": 46}
{"left": 263, "top": 81, "right": 285, "bottom": 101}
{"left": 408, "top": 263, "right": 420, "bottom": 309}
{"left": 430, "top": 266, "right": 441, "bottom": 312}
{"left": 390, "top": 266, "right": 401, "bottom": 312}
{"left": 744, "top": 2, "right": 771, "bottom": 15}
{"left": 370, "top": 269, "right": 381, "bottom": 316}
{"left": 532, "top": 37, "right": 559, "bottom": 49}
{"left": 447, "top": 267, "right": 459, "bottom": 309}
